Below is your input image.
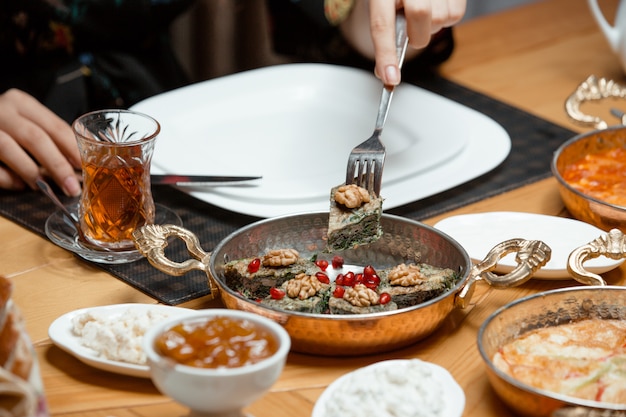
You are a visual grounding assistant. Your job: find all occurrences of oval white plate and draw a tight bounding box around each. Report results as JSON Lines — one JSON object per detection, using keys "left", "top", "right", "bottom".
{"left": 434, "top": 212, "right": 624, "bottom": 279}
{"left": 132, "top": 63, "right": 510, "bottom": 218}
{"left": 312, "top": 359, "right": 464, "bottom": 417}
{"left": 48, "top": 303, "right": 193, "bottom": 378}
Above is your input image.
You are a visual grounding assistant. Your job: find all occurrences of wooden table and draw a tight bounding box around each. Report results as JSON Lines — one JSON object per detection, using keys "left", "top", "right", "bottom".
{"left": 2, "top": 0, "right": 625, "bottom": 415}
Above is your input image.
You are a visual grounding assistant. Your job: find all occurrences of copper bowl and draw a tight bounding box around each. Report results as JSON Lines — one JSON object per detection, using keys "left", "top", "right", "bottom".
{"left": 551, "top": 126, "right": 626, "bottom": 233}
{"left": 133, "top": 212, "right": 551, "bottom": 356}
{"left": 478, "top": 286, "right": 626, "bottom": 417}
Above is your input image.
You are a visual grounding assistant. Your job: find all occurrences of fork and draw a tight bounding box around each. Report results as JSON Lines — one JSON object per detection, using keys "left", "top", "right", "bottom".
{"left": 345, "top": 12, "right": 408, "bottom": 196}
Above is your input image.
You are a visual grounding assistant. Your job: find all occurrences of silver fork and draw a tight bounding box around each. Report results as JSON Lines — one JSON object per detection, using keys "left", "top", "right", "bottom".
{"left": 345, "top": 13, "right": 408, "bottom": 196}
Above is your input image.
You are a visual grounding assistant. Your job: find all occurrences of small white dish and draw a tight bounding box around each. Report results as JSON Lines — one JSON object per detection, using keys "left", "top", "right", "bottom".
{"left": 143, "top": 309, "right": 291, "bottom": 416}
{"left": 44, "top": 203, "right": 181, "bottom": 264}
{"left": 48, "top": 303, "right": 193, "bottom": 378}
{"left": 433, "top": 211, "right": 625, "bottom": 279}
{"left": 132, "top": 63, "right": 510, "bottom": 218}
{"left": 312, "top": 359, "right": 465, "bottom": 417}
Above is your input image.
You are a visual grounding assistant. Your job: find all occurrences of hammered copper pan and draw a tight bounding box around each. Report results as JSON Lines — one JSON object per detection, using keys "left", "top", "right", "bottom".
{"left": 133, "top": 212, "right": 552, "bottom": 356}
{"left": 479, "top": 286, "right": 626, "bottom": 417}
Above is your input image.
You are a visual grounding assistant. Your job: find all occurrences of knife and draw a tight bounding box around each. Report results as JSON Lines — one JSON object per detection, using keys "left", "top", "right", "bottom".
{"left": 151, "top": 174, "right": 262, "bottom": 187}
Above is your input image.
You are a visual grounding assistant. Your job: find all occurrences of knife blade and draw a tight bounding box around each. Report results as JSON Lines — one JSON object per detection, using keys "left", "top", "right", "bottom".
{"left": 151, "top": 174, "right": 262, "bottom": 187}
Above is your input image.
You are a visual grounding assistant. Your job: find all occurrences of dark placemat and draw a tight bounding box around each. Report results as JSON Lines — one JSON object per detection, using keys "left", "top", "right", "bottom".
{"left": 0, "top": 76, "right": 575, "bottom": 305}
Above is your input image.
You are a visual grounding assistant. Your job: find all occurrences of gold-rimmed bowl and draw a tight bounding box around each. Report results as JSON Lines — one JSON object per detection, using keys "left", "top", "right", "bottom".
{"left": 551, "top": 126, "right": 626, "bottom": 233}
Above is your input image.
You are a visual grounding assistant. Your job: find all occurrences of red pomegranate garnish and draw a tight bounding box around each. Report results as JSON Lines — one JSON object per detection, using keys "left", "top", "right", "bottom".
{"left": 379, "top": 293, "right": 391, "bottom": 305}
{"left": 333, "top": 286, "right": 345, "bottom": 298}
{"left": 247, "top": 258, "right": 261, "bottom": 273}
{"left": 363, "top": 274, "right": 381, "bottom": 290}
{"left": 269, "top": 287, "right": 285, "bottom": 300}
{"left": 331, "top": 255, "right": 344, "bottom": 269}
{"left": 315, "top": 259, "right": 329, "bottom": 271}
{"left": 363, "top": 265, "right": 376, "bottom": 277}
{"left": 343, "top": 271, "right": 356, "bottom": 287}
{"left": 315, "top": 271, "right": 330, "bottom": 284}
{"left": 335, "top": 274, "right": 345, "bottom": 286}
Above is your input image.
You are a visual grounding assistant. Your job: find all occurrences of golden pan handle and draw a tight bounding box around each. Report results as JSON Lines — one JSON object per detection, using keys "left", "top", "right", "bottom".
{"left": 567, "top": 229, "right": 626, "bottom": 286}
{"left": 132, "top": 224, "right": 219, "bottom": 298}
{"left": 564, "top": 74, "right": 626, "bottom": 129}
{"left": 455, "top": 239, "right": 552, "bottom": 309}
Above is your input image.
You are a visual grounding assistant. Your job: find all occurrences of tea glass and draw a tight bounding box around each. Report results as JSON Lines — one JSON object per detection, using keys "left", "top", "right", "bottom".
{"left": 72, "top": 109, "right": 159, "bottom": 250}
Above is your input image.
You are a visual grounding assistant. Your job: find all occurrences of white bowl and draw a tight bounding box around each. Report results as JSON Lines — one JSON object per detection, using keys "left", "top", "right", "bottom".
{"left": 312, "top": 359, "right": 465, "bottom": 417}
{"left": 143, "top": 309, "right": 290, "bottom": 415}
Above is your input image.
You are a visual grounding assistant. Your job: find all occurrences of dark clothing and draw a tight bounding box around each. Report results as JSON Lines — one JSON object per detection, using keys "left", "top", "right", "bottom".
{"left": 0, "top": 1, "right": 454, "bottom": 123}
{"left": 0, "top": 0, "right": 193, "bottom": 122}
{"left": 267, "top": 0, "right": 455, "bottom": 83}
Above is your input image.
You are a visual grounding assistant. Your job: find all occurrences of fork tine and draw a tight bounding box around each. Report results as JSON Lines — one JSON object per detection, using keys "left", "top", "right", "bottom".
{"left": 372, "top": 155, "right": 385, "bottom": 195}
{"left": 346, "top": 149, "right": 385, "bottom": 196}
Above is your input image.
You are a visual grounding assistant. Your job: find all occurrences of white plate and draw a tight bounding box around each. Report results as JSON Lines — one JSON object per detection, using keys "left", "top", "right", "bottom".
{"left": 312, "top": 359, "right": 465, "bottom": 417}
{"left": 131, "top": 63, "right": 510, "bottom": 218}
{"left": 433, "top": 212, "right": 625, "bottom": 279}
{"left": 48, "top": 303, "right": 193, "bottom": 378}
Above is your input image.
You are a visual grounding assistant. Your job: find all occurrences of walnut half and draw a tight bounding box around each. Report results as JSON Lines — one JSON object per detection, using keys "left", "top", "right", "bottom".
{"left": 262, "top": 248, "right": 300, "bottom": 267}
{"left": 286, "top": 273, "right": 328, "bottom": 300}
{"left": 343, "top": 283, "right": 380, "bottom": 306}
{"left": 388, "top": 263, "right": 426, "bottom": 286}
{"left": 334, "top": 184, "right": 370, "bottom": 209}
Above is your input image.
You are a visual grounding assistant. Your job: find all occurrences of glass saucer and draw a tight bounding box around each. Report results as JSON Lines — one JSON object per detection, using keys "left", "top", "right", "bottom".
{"left": 45, "top": 203, "right": 182, "bottom": 264}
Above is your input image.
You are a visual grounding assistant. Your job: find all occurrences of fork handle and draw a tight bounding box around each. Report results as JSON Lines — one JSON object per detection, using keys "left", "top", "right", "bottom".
{"left": 374, "top": 12, "right": 409, "bottom": 131}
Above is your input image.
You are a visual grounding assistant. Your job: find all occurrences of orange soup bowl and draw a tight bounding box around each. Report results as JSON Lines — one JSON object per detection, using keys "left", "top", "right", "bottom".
{"left": 551, "top": 126, "right": 626, "bottom": 232}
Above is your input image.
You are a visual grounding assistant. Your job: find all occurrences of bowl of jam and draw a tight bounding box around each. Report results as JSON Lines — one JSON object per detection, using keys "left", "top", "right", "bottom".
{"left": 143, "top": 309, "right": 290, "bottom": 416}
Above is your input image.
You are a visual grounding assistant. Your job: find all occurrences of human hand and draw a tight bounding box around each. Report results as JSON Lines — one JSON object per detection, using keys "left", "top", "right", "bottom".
{"left": 0, "top": 89, "right": 82, "bottom": 196}
{"left": 340, "top": 0, "right": 466, "bottom": 85}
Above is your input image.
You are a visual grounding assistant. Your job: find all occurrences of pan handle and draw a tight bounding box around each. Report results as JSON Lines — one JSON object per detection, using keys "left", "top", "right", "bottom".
{"left": 455, "top": 239, "right": 552, "bottom": 309}
{"left": 567, "top": 229, "right": 626, "bottom": 286}
{"left": 132, "top": 224, "right": 219, "bottom": 298}
{"left": 477, "top": 238, "right": 553, "bottom": 288}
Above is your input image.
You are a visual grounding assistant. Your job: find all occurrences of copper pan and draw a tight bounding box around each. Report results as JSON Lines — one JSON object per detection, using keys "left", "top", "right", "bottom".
{"left": 478, "top": 286, "right": 626, "bottom": 417}
{"left": 133, "top": 212, "right": 552, "bottom": 356}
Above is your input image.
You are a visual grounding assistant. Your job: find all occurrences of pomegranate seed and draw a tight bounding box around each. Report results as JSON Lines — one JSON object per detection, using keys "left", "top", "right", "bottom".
{"left": 315, "top": 259, "right": 329, "bottom": 271}
{"left": 363, "top": 265, "right": 376, "bottom": 278}
{"left": 270, "top": 287, "right": 285, "bottom": 300}
{"left": 333, "top": 286, "right": 345, "bottom": 298}
{"left": 332, "top": 255, "right": 344, "bottom": 269}
{"left": 355, "top": 273, "right": 364, "bottom": 284}
{"left": 379, "top": 293, "right": 391, "bottom": 305}
{"left": 247, "top": 258, "right": 261, "bottom": 273}
{"left": 364, "top": 275, "right": 380, "bottom": 289}
{"left": 343, "top": 274, "right": 355, "bottom": 287}
{"left": 335, "top": 274, "right": 345, "bottom": 286}
{"left": 315, "top": 271, "right": 330, "bottom": 284}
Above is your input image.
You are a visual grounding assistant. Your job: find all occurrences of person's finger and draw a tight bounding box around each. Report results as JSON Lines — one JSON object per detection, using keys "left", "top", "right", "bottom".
{"left": 370, "top": 0, "right": 405, "bottom": 85}
{"left": 402, "top": 0, "right": 434, "bottom": 48}
{"left": 0, "top": 165, "right": 26, "bottom": 191}
{"left": 7, "top": 90, "right": 81, "bottom": 168}
{"left": 8, "top": 120, "right": 81, "bottom": 196}
{"left": 0, "top": 90, "right": 81, "bottom": 196}
{"left": 429, "top": 0, "right": 466, "bottom": 32}
{"left": 444, "top": 0, "right": 467, "bottom": 28}
{"left": 0, "top": 130, "right": 40, "bottom": 191}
